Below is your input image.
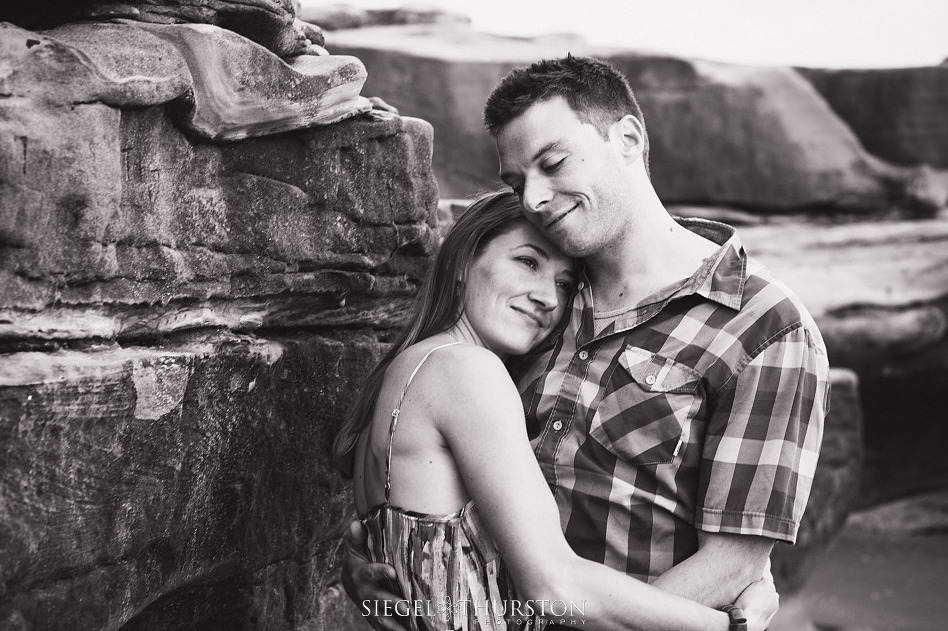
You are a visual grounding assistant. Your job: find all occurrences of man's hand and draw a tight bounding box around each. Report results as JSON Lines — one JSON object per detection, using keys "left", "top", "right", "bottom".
{"left": 734, "top": 577, "right": 779, "bottom": 631}
{"left": 341, "top": 520, "right": 406, "bottom": 631}
{"left": 651, "top": 532, "right": 774, "bottom": 607}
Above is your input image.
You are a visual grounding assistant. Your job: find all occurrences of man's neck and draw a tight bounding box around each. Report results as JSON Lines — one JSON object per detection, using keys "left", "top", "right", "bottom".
{"left": 586, "top": 212, "right": 720, "bottom": 312}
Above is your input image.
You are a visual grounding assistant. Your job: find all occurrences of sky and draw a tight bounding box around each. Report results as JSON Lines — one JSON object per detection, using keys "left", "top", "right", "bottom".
{"left": 306, "top": 0, "right": 948, "bottom": 68}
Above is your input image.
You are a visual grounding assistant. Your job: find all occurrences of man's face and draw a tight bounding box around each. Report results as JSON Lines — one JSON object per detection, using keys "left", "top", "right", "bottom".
{"left": 495, "top": 97, "right": 632, "bottom": 259}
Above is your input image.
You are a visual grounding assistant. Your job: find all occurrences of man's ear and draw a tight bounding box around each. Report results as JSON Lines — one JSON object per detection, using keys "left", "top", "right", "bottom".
{"left": 615, "top": 115, "right": 646, "bottom": 161}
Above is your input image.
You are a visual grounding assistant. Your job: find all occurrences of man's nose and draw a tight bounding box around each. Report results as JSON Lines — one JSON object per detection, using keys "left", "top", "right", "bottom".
{"left": 521, "top": 177, "right": 552, "bottom": 214}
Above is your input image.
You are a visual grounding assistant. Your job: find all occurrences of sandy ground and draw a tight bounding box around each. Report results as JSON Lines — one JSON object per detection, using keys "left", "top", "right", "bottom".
{"left": 792, "top": 491, "right": 948, "bottom": 631}
{"left": 798, "top": 532, "right": 948, "bottom": 630}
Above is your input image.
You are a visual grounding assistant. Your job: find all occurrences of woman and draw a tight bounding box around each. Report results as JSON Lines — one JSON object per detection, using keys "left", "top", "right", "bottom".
{"left": 333, "top": 191, "right": 777, "bottom": 631}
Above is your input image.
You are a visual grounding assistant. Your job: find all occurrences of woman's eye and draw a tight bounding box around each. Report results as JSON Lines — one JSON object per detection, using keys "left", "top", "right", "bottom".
{"left": 556, "top": 280, "right": 574, "bottom": 294}
{"left": 516, "top": 256, "right": 538, "bottom": 270}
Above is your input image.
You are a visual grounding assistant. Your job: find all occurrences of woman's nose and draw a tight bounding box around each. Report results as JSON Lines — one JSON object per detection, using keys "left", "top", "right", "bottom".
{"left": 529, "top": 279, "right": 559, "bottom": 310}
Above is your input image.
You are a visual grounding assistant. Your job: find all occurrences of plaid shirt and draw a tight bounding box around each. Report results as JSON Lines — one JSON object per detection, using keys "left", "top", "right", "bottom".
{"left": 516, "top": 218, "right": 829, "bottom": 581}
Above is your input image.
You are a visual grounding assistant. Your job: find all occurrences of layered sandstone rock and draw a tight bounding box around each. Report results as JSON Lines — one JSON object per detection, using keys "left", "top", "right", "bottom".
{"left": 0, "top": 21, "right": 372, "bottom": 143}
{"left": 736, "top": 217, "right": 948, "bottom": 324}
{"left": 800, "top": 66, "right": 948, "bottom": 169}
{"left": 300, "top": 2, "right": 470, "bottom": 32}
{"left": 0, "top": 0, "right": 310, "bottom": 58}
{"left": 608, "top": 55, "right": 897, "bottom": 211}
{"left": 122, "top": 21, "right": 370, "bottom": 140}
{"left": 0, "top": 105, "right": 435, "bottom": 346}
{"left": 0, "top": 13, "right": 436, "bottom": 630}
{"left": 0, "top": 23, "right": 432, "bottom": 346}
{"left": 326, "top": 22, "right": 944, "bottom": 212}
{"left": 0, "top": 332, "right": 377, "bottom": 629}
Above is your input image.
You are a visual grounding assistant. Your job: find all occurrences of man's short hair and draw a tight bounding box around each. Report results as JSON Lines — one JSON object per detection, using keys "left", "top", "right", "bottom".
{"left": 483, "top": 55, "right": 649, "bottom": 171}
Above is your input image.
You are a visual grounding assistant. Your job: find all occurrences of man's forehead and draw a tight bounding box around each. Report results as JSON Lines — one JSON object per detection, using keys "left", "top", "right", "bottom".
{"left": 497, "top": 101, "right": 590, "bottom": 149}
{"left": 502, "top": 100, "right": 582, "bottom": 135}
{"left": 497, "top": 122, "right": 570, "bottom": 162}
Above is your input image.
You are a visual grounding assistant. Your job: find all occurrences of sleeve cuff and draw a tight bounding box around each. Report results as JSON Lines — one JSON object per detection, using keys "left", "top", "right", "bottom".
{"left": 696, "top": 507, "right": 799, "bottom": 543}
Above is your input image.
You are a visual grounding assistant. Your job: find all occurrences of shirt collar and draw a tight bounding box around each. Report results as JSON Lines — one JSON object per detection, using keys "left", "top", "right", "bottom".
{"left": 674, "top": 217, "right": 746, "bottom": 310}
{"left": 574, "top": 217, "right": 747, "bottom": 333}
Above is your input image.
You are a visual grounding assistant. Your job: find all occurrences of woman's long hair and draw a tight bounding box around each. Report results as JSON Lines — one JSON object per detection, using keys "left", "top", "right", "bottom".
{"left": 333, "top": 191, "right": 528, "bottom": 478}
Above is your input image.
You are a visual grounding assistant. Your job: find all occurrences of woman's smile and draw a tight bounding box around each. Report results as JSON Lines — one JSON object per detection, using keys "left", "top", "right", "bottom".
{"left": 454, "top": 220, "right": 575, "bottom": 358}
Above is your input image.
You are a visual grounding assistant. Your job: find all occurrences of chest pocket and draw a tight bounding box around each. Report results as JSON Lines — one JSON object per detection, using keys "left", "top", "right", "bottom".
{"left": 589, "top": 346, "right": 701, "bottom": 465}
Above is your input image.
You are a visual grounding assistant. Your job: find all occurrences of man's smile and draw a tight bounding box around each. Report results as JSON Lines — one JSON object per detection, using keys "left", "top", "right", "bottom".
{"left": 544, "top": 203, "right": 577, "bottom": 229}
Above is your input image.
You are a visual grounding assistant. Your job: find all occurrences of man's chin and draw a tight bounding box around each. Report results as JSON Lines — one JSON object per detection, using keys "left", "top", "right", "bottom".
{"left": 550, "top": 234, "right": 591, "bottom": 259}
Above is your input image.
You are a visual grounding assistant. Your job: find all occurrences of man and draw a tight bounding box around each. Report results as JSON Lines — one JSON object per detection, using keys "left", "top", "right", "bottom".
{"left": 345, "top": 55, "right": 828, "bottom": 628}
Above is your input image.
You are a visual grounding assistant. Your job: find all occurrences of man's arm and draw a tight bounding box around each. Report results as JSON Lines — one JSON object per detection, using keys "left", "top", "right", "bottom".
{"left": 650, "top": 532, "right": 774, "bottom": 606}
{"left": 656, "top": 319, "right": 828, "bottom": 606}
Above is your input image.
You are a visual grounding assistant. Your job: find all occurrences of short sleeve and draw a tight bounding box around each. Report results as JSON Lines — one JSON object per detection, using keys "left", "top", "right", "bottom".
{"left": 695, "top": 323, "right": 830, "bottom": 543}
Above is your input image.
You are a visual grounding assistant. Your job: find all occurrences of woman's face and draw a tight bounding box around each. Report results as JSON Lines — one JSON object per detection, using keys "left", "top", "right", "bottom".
{"left": 459, "top": 221, "right": 576, "bottom": 358}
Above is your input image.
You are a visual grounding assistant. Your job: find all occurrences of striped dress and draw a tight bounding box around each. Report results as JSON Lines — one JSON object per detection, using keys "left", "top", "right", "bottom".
{"left": 359, "top": 342, "right": 523, "bottom": 631}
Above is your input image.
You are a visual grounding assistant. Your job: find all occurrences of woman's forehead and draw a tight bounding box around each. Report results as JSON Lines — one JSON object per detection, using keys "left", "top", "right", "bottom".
{"left": 486, "top": 222, "right": 574, "bottom": 268}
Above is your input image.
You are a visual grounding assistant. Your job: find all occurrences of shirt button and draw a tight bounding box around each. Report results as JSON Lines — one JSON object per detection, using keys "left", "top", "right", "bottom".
{"left": 552, "top": 421, "right": 563, "bottom": 431}
{"left": 645, "top": 374, "right": 657, "bottom": 385}
{"left": 577, "top": 281, "right": 585, "bottom": 290}
{"left": 578, "top": 350, "right": 589, "bottom": 361}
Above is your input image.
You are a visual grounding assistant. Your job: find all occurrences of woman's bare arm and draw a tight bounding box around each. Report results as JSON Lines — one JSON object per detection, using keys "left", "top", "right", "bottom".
{"left": 431, "top": 345, "right": 775, "bottom": 631}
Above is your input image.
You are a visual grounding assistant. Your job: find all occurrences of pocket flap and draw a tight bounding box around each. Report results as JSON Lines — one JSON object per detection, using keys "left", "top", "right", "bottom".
{"left": 619, "top": 346, "right": 700, "bottom": 393}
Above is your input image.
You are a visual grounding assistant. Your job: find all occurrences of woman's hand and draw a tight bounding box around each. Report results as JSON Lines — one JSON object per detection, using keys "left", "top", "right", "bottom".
{"left": 734, "top": 577, "right": 779, "bottom": 631}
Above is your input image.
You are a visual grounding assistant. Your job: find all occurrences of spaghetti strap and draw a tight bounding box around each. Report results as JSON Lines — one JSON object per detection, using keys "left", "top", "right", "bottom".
{"left": 363, "top": 339, "right": 524, "bottom": 630}
{"left": 384, "top": 341, "right": 461, "bottom": 503}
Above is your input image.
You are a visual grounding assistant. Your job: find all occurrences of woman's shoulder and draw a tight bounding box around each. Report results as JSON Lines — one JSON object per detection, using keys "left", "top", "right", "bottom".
{"left": 397, "top": 339, "right": 514, "bottom": 398}
{"left": 422, "top": 338, "right": 504, "bottom": 373}
{"left": 408, "top": 341, "right": 524, "bottom": 434}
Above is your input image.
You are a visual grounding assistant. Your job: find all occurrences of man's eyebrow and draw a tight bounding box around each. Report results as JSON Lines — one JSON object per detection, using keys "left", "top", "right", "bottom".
{"left": 531, "top": 141, "right": 565, "bottom": 162}
{"left": 499, "top": 141, "right": 565, "bottom": 182}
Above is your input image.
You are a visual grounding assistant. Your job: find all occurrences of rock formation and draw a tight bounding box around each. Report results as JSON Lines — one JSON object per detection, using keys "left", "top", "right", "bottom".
{"left": 800, "top": 66, "right": 948, "bottom": 169}
{"left": 1, "top": 19, "right": 372, "bottom": 143}
{"left": 609, "top": 55, "right": 897, "bottom": 212}
{"left": 300, "top": 3, "right": 470, "bottom": 32}
{"left": 327, "top": 22, "right": 947, "bottom": 213}
{"left": 1, "top": 333, "right": 379, "bottom": 629}
{"left": 0, "top": 0, "right": 311, "bottom": 58}
{"left": 0, "top": 7, "right": 437, "bottom": 629}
